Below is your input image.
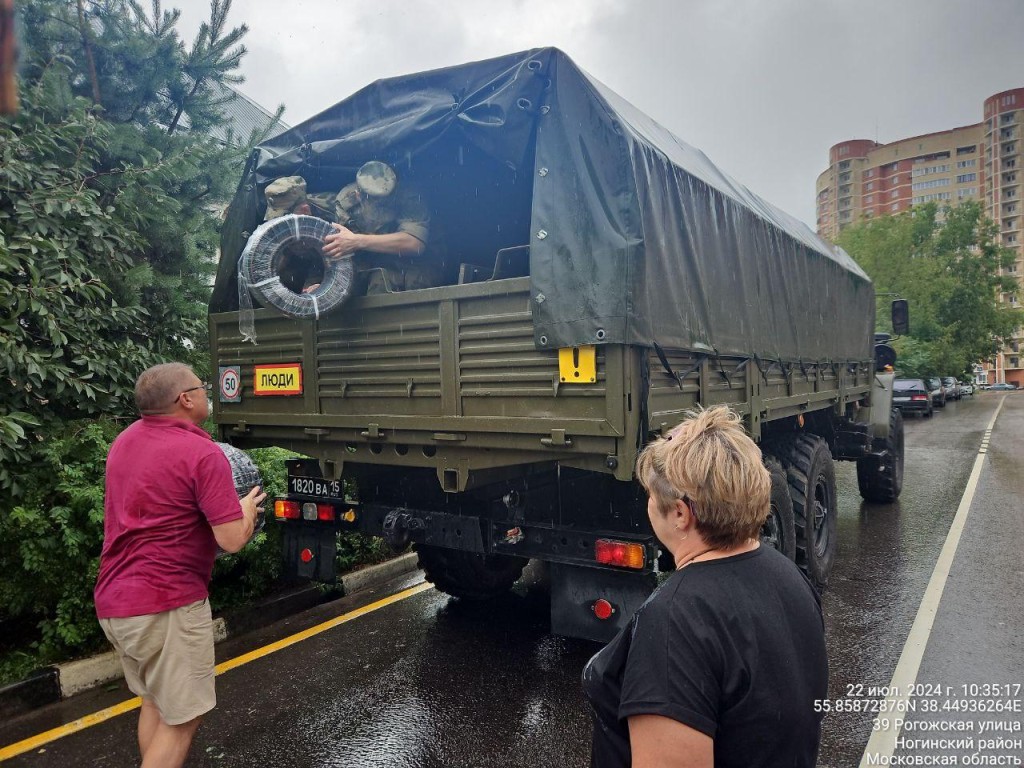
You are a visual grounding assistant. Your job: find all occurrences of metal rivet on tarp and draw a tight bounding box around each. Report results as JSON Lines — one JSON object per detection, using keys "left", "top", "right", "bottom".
{"left": 539, "top": 335, "right": 548, "bottom": 345}
{"left": 538, "top": 168, "right": 549, "bottom": 176}
{"left": 527, "top": 60, "right": 542, "bottom": 71}
{"left": 596, "top": 329, "right": 606, "bottom": 341}
{"left": 535, "top": 293, "right": 546, "bottom": 304}
{"left": 539, "top": 106, "right": 550, "bottom": 115}
{"left": 536, "top": 230, "right": 548, "bottom": 240}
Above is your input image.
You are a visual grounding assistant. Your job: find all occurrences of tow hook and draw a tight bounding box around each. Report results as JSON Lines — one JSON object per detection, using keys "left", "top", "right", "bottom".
{"left": 382, "top": 509, "right": 426, "bottom": 551}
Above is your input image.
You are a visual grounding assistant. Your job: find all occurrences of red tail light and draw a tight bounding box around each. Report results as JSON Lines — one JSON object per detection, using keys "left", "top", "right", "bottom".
{"left": 911, "top": 394, "right": 928, "bottom": 401}
{"left": 274, "top": 500, "right": 300, "bottom": 519}
{"left": 594, "top": 539, "right": 645, "bottom": 569}
{"left": 593, "top": 599, "right": 615, "bottom": 620}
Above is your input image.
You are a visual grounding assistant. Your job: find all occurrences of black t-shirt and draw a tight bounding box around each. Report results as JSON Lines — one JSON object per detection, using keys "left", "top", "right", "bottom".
{"left": 582, "top": 546, "right": 828, "bottom": 768}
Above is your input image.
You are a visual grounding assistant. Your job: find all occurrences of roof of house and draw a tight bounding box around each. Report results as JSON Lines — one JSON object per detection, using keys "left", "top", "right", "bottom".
{"left": 213, "top": 83, "right": 290, "bottom": 145}
{"left": 175, "top": 81, "right": 290, "bottom": 145}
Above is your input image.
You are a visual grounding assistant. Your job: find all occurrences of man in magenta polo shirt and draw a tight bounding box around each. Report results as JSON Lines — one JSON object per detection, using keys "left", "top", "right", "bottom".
{"left": 95, "top": 362, "right": 265, "bottom": 768}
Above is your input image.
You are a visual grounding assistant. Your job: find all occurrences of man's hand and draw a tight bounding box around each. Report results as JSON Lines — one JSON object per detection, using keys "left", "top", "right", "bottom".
{"left": 241, "top": 485, "right": 266, "bottom": 527}
{"left": 212, "top": 484, "right": 265, "bottom": 554}
{"left": 323, "top": 224, "right": 426, "bottom": 260}
{"left": 322, "top": 224, "right": 363, "bottom": 260}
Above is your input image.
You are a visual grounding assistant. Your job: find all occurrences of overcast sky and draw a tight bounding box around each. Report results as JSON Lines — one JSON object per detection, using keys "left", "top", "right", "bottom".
{"left": 175, "top": 0, "right": 1024, "bottom": 229}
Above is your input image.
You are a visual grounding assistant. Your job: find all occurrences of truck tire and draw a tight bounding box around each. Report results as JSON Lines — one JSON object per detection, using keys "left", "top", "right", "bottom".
{"left": 779, "top": 435, "right": 837, "bottom": 592}
{"left": 856, "top": 407, "right": 905, "bottom": 503}
{"left": 416, "top": 545, "right": 528, "bottom": 600}
{"left": 761, "top": 455, "right": 796, "bottom": 562}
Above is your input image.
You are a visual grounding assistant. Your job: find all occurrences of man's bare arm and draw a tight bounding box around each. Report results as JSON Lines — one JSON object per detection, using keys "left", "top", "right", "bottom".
{"left": 322, "top": 224, "right": 425, "bottom": 260}
{"left": 212, "top": 486, "right": 265, "bottom": 554}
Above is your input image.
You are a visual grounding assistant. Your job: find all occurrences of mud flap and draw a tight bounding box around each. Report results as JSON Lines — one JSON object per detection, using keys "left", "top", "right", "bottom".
{"left": 550, "top": 563, "right": 657, "bottom": 643}
{"left": 282, "top": 524, "right": 338, "bottom": 582}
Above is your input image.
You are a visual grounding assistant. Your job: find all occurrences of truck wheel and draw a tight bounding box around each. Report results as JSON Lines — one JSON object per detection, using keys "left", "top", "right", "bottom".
{"left": 416, "top": 545, "right": 528, "bottom": 600}
{"left": 856, "top": 407, "right": 904, "bottom": 504}
{"left": 780, "top": 435, "right": 837, "bottom": 592}
{"left": 761, "top": 455, "right": 796, "bottom": 561}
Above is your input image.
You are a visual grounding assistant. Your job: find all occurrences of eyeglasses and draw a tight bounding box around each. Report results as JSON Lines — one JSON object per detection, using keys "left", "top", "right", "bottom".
{"left": 177, "top": 382, "right": 212, "bottom": 401}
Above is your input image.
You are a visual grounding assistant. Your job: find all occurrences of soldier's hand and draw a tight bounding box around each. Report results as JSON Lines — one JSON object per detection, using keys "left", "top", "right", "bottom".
{"left": 322, "top": 224, "right": 361, "bottom": 260}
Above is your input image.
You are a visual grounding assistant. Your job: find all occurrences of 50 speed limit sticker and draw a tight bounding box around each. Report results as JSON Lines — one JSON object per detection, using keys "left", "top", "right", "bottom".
{"left": 219, "top": 366, "right": 241, "bottom": 403}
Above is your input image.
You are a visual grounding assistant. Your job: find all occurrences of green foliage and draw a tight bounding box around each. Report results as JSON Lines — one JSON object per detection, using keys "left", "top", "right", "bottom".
{"left": 0, "top": 90, "right": 162, "bottom": 493}
{"left": 336, "top": 533, "right": 393, "bottom": 573}
{"left": 0, "top": 420, "right": 121, "bottom": 668}
{"left": 0, "top": 0, "right": 289, "bottom": 683}
{"left": 838, "top": 201, "right": 1023, "bottom": 378}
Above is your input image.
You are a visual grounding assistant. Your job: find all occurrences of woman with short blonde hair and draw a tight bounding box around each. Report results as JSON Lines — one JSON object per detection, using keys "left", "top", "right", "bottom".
{"left": 584, "top": 405, "right": 828, "bottom": 768}
{"left": 636, "top": 405, "right": 771, "bottom": 551}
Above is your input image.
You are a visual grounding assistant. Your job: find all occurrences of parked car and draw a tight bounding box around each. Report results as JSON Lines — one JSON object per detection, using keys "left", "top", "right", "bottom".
{"left": 960, "top": 381, "right": 975, "bottom": 396}
{"left": 894, "top": 379, "right": 934, "bottom": 417}
{"left": 942, "top": 377, "right": 962, "bottom": 400}
{"left": 986, "top": 382, "right": 1019, "bottom": 391}
{"left": 925, "top": 378, "right": 947, "bottom": 408}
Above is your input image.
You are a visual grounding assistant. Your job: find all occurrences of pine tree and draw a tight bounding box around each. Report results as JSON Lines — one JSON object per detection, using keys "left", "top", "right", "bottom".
{"left": 0, "top": 0, "right": 283, "bottom": 664}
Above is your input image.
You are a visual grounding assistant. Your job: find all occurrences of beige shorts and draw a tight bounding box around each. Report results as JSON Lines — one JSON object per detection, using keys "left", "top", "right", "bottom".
{"left": 99, "top": 598, "right": 216, "bottom": 725}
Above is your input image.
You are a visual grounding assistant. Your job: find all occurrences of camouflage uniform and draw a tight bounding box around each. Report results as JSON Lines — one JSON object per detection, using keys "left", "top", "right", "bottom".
{"left": 263, "top": 176, "right": 335, "bottom": 222}
{"left": 262, "top": 177, "right": 326, "bottom": 292}
{"left": 263, "top": 176, "right": 307, "bottom": 221}
{"left": 334, "top": 179, "right": 439, "bottom": 294}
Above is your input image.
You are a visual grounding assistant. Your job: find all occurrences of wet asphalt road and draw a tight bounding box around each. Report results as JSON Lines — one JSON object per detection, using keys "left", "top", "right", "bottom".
{"left": 2, "top": 393, "right": 1021, "bottom": 767}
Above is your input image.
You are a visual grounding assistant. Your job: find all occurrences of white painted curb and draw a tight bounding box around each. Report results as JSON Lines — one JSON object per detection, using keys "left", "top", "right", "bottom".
{"left": 341, "top": 551, "right": 419, "bottom": 596}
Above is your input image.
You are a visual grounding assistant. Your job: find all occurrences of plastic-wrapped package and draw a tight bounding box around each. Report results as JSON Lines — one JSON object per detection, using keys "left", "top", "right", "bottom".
{"left": 237, "top": 214, "right": 354, "bottom": 343}
{"left": 215, "top": 442, "right": 265, "bottom": 557}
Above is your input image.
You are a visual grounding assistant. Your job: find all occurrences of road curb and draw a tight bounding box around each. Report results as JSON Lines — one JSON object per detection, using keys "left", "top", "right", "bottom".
{"left": 0, "top": 552, "right": 420, "bottom": 719}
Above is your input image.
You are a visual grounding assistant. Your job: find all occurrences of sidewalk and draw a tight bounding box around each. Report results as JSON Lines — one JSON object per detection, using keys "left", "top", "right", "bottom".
{"left": 0, "top": 552, "right": 420, "bottom": 720}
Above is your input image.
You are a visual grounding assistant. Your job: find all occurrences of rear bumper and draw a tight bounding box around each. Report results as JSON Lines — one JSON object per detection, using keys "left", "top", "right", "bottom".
{"left": 893, "top": 400, "right": 930, "bottom": 413}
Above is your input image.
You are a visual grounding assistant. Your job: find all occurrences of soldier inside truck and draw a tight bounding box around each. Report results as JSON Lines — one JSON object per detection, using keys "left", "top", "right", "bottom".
{"left": 259, "top": 142, "right": 536, "bottom": 297}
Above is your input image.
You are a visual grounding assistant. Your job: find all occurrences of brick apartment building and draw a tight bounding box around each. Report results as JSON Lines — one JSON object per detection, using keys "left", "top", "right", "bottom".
{"left": 816, "top": 88, "right": 1024, "bottom": 386}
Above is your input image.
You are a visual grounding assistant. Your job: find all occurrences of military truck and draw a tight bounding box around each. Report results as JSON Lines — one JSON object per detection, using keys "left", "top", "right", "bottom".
{"left": 209, "top": 48, "right": 906, "bottom": 642}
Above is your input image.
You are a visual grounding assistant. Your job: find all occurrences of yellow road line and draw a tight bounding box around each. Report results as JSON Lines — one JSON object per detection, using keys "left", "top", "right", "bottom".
{"left": 0, "top": 581, "right": 433, "bottom": 763}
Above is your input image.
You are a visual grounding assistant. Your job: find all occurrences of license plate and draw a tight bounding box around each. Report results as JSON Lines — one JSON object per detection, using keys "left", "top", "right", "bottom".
{"left": 288, "top": 476, "right": 343, "bottom": 499}
{"left": 893, "top": 396, "right": 910, "bottom": 403}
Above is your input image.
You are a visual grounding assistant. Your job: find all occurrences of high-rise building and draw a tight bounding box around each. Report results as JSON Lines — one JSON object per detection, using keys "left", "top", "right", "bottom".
{"left": 816, "top": 87, "right": 1024, "bottom": 386}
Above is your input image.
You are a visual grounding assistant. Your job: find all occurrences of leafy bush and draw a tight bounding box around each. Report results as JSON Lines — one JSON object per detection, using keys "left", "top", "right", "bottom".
{"left": 0, "top": 420, "right": 121, "bottom": 672}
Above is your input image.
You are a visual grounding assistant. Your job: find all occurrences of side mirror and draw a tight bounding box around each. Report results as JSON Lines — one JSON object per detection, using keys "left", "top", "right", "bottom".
{"left": 891, "top": 299, "right": 909, "bottom": 335}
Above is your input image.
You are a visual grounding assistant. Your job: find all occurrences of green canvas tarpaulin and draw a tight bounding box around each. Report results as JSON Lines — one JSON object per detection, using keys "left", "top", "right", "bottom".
{"left": 212, "top": 47, "right": 874, "bottom": 363}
